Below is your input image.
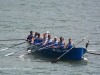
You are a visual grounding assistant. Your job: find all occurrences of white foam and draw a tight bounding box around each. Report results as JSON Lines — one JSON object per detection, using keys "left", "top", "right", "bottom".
{"left": 83, "top": 58, "right": 88, "bottom": 60}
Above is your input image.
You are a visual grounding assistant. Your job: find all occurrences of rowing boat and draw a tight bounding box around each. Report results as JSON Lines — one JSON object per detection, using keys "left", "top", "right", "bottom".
{"left": 30, "top": 45, "right": 87, "bottom": 60}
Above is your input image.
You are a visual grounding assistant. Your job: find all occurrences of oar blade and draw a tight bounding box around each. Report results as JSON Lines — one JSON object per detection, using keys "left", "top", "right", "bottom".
{"left": 5, "top": 52, "right": 14, "bottom": 56}
{"left": 17, "top": 51, "right": 31, "bottom": 58}
{"left": 17, "top": 54, "right": 24, "bottom": 58}
{"left": 51, "top": 58, "right": 58, "bottom": 63}
{"left": 0, "top": 48, "right": 8, "bottom": 51}
{"left": 27, "top": 50, "right": 32, "bottom": 53}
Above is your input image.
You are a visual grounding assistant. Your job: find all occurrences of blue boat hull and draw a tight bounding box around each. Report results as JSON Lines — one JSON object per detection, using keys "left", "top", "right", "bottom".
{"left": 31, "top": 46, "right": 87, "bottom": 60}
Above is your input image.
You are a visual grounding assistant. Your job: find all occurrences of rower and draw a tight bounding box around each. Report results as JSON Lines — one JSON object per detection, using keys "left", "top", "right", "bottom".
{"left": 47, "top": 35, "right": 52, "bottom": 46}
{"left": 35, "top": 33, "right": 43, "bottom": 45}
{"left": 67, "top": 39, "right": 75, "bottom": 49}
{"left": 42, "top": 31, "right": 50, "bottom": 45}
{"left": 42, "top": 33, "right": 47, "bottom": 43}
{"left": 26, "top": 31, "right": 34, "bottom": 43}
{"left": 58, "top": 37, "right": 67, "bottom": 50}
{"left": 45, "top": 31, "right": 50, "bottom": 39}
{"left": 31, "top": 32, "right": 38, "bottom": 44}
{"left": 52, "top": 36, "right": 59, "bottom": 48}
{"left": 43, "top": 35, "right": 53, "bottom": 46}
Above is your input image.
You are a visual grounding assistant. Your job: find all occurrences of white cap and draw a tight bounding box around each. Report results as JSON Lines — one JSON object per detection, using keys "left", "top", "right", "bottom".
{"left": 46, "top": 31, "right": 50, "bottom": 34}
{"left": 54, "top": 36, "right": 57, "bottom": 38}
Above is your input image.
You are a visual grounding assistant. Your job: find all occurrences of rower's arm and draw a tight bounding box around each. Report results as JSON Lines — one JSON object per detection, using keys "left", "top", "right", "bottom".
{"left": 58, "top": 42, "right": 60, "bottom": 48}
{"left": 66, "top": 43, "right": 68, "bottom": 48}
{"left": 73, "top": 42, "right": 76, "bottom": 48}
{"left": 26, "top": 35, "right": 29, "bottom": 39}
{"left": 43, "top": 39, "right": 48, "bottom": 45}
{"left": 64, "top": 42, "right": 68, "bottom": 48}
{"left": 31, "top": 38, "right": 34, "bottom": 44}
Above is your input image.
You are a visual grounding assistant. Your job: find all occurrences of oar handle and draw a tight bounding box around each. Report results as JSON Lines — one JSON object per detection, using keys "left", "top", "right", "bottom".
{"left": 77, "top": 36, "right": 88, "bottom": 46}
{"left": 83, "top": 36, "right": 88, "bottom": 40}
{"left": 82, "top": 36, "right": 88, "bottom": 41}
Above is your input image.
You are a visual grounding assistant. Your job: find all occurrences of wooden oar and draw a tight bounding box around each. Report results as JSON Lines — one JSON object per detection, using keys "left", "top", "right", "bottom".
{"left": 51, "top": 36, "right": 88, "bottom": 63}
{"left": 0, "top": 41, "right": 26, "bottom": 51}
{"left": 5, "top": 44, "right": 36, "bottom": 56}
{"left": 5, "top": 44, "right": 35, "bottom": 56}
{"left": 5, "top": 50, "right": 23, "bottom": 56}
{"left": 0, "top": 39, "right": 25, "bottom": 41}
{"left": 17, "top": 44, "right": 54, "bottom": 58}
{"left": 17, "top": 50, "right": 34, "bottom": 58}
{"left": 14, "top": 43, "right": 41, "bottom": 58}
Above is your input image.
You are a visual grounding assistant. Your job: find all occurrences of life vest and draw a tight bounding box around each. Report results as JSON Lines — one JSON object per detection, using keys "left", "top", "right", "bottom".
{"left": 67, "top": 43, "right": 74, "bottom": 49}
{"left": 42, "top": 35, "right": 48, "bottom": 44}
{"left": 54, "top": 40, "right": 58, "bottom": 46}
{"left": 47, "top": 39, "right": 52, "bottom": 45}
{"left": 37, "top": 38, "right": 42, "bottom": 43}
{"left": 28, "top": 35, "right": 33, "bottom": 39}
{"left": 27, "top": 34, "right": 33, "bottom": 42}
{"left": 33, "top": 36, "right": 38, "bottom": 44}
{"left": 59, "top": 41, "right": 66, "bottom": 50}
{"left": 33, "top": 37, "right": 42, "bottom": 46}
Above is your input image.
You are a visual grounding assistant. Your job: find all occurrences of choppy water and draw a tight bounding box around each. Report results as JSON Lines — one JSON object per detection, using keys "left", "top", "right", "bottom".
{"left": 0, "top": 0, "right": 100, "bottom": 75}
